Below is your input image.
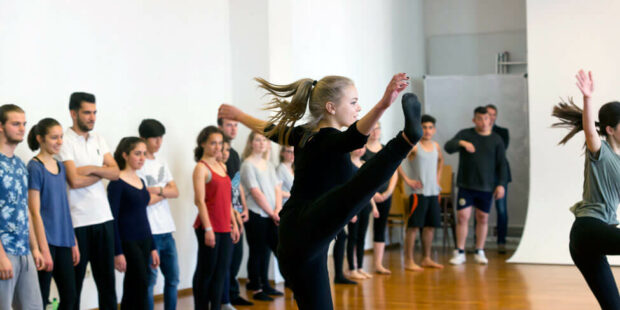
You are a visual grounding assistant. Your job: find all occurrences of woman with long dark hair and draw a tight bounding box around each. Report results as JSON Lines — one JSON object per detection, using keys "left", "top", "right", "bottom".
{"left": 218, "top": 73, "right": 422, "bottom": 309}
{"left": 553, "top": 70, "right": 620, "bottom": 309}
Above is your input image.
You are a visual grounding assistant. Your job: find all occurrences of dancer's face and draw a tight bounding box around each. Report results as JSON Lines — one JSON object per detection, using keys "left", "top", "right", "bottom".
{"left": 221, "top": 142, "right": 231, "bottom": 163}
{"left": 487, "top": 107, "right": 497, "bottom": 125}
{"left": 330, "top": 85, "right": 361, "bottom": 128}
{"left": 73, "top": 102, "right": 96, "bottom": 132}
{"left": 123, "top": 142, "right": 147, "bottom": 171}
{"left": 0, "top": 112, "right": 26, "bottom": 145}
{"left": 145, "top": 136, "right": 163, "bottom": 154}
{"left": 251, "top": 134, "right": 268, "bottom": 155}
{"left": 203, "top": 133, "right": 223, "bottom": 158}
{"left": 421, "top": 122, "right": 436, "bottom": 141}
{"left": 281, "top": 146, "right": 294, "bottom": 163}
{"left": 351, "top": 146, "right": 365, "bottom": 158}
{"left": 473, "top": 113, "right": 491, "bottom": 133}
{"left": 370, "top": 123, "right": 381, "bottom": 141}
{"left": 606, "top": 124, "right": 620, "bottom": 145}
{"left": 39, "top": 125, "right": 64, "bottom": 155}
{"left": 219, "top": 119, "right": 238, "bottom": 140}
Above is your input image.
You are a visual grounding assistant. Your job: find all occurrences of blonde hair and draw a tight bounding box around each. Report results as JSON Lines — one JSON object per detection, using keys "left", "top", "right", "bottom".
{"left": 256, "top": 76, "right": 354, "bottom": 144}
{"left": 242, "top": 131, "right": 270, "bottom": 160}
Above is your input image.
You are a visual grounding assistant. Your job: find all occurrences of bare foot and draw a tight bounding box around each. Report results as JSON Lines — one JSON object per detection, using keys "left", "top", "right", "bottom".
{"left": 358, "top": 269, "right": 373, "bottom": 279}
{"left": 421, "top": 257, "right": 444, "bottom": 269}
{"left": 348, "top": 270, "right": 366, "bottom": 280}
{"left": 404, "top": 260, "right": 423, "bottom": 271}
{"left": 375, "top": 265, "right": 392, "bottom": 275}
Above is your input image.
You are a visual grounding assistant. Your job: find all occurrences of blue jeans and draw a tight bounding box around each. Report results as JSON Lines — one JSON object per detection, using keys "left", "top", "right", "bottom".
{"left": 495, "top": 187, "right": 508, "bottom": 245}
{"left": 148, "top": 233, "right": 180, "bottom": 310}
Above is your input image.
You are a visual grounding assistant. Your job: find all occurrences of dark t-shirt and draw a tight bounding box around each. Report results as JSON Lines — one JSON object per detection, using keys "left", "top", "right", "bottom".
{"left": 361, "top": 146, "right": 389, "bottom": 193}
{"left": 108, "top": 179, "right": 154, "bottom": 255}
{"left": 493, "top": 124, "right": 512, "bottom": 183}
{"left": 444, "top": 128, "right": 508, "bottom": 192}
{"left": 226, "top": 148, "right": 241, "bottom": 179}
{"left": 265, "top": 122, "right": 368, "bottom": 207}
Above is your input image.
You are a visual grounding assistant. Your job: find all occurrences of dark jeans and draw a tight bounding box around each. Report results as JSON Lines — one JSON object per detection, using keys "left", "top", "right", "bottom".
{"left": 73, "top": 221, "right": 117, "bottom": 310}
{"left": 373, "top": 198, "right": 392, "bottom": 242}
{"left": 570, "top": 217, "right": 620, "bottom": 310}
{"left": 495, "top": 187, "right": 508, "bottom": 244}
{"left": 347, "top": 205, "right": 371, "bottom": 270}
{"left": 332, "top": 230, "right": 347, "bottom": 278}
{"left": 148, "top": 233, "right": 180, "bottom": 310}
{"left": 222, "top": 231, "right": 244, "bottom": 303}
{"left": 245, "top": 211, "right": 278, "bottom": 290}
{"left": 192, "top": 229, "right": 233, "bottom": 310}
{"left": 277, "top": 133, "right": 411, "bottom": 310}
{"left": 121, "top": 239, "right": 152, "bottom": 310}
{"left": 38, "top": 245, "right": 77, "bottom": 310}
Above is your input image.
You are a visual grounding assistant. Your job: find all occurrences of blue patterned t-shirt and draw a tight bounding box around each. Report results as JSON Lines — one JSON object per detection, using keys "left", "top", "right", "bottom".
{"left": 231, "top": 171, "right": 243, "bottom": 213}
{"left": 0, "top": 153, "right": 30, "bottom": 256}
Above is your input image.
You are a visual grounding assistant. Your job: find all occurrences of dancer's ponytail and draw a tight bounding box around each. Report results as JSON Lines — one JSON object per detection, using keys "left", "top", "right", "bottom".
{"left": 552, "top": 98, "right": 620, "bottom": 144}
{"left": 256, "top": 76, "right": 354, "bottom": 144}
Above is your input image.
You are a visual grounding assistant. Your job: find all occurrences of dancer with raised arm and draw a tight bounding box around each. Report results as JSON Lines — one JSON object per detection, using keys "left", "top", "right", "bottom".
{"left": 553, "top": 70, "right": 620, "bottom": 310}
{"left": 218, "top": 73, "right": 422, "bottom": 310}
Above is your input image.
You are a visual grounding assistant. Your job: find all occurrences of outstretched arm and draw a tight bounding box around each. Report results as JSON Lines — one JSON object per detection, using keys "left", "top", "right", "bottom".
{"left": 576, "top": 70, "right": 601, "bottom": 153}
{"left": 218, "top": 105, "right": 270, "bottom": 134}
{"left": 356, "top": 73, "right": 409, "bottom": 135}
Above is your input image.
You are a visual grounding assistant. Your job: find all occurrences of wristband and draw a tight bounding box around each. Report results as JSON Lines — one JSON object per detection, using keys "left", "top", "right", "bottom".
{"left": 205, "top": 227, "right": 213, "bottom": 232}
{"left": 159, "top": 187, "right": 164, "bottom": 196}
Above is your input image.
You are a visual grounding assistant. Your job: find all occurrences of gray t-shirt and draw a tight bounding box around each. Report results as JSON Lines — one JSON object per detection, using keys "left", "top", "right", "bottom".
{"left": 276, "top": 163, "right": 294, "bottom": 204}
{"left": 240, "top": 160, "right": 281, "bottom": 218}
{"left": 407, "top": 143, "right": 441, "bottom": 196}
{"left": 571, "top": 140, "right": 620, "bottom": 225}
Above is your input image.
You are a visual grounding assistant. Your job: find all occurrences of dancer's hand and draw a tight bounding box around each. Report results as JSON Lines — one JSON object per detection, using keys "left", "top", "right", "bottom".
{"left": 0, "top": 253, "right": 13, "bottom": 280}
{"left": 406, "top": 179, "right": 423, "bottom": 190}
{"left": 151, "top": 250, "right": 160, "bottom": 269}
{"left": 351, "top": 215, "right": 358, "bottom": 223}
{"left": 115, "top": 255, "right": 127, "bottom": 272}
{"left": 494, "top": 185, "right": 505, "bottom": 200}
{"left": 218, "top": 104, "right": 242, "bottom": 122}
{"left": 231, "top": 222, "right": 240, "bottom": 244}
{"left": 241, "top": 209, "right": 249, "bottom": 222}
{"left": 204, "top": 229, "right": 216, "bottom": 248}
{"left": 373, "top": 193, "right": 385, "bottom": 203}
{"left": 271, "top": 212, "right": 280, "bottom": 226}
{"left": 576, "top": 70, "right": 594, "bottom": 98}
{"left": 72, "top": 244, "right": 80, "bottom": 266}
{"left": 373, "top": 207, "right": 380, "bottom": 218}
{"left": 41, "top": 249, "right": 53, "bottom": 272}
{"left": 459, "top": 141, "right": 476, "bottom": 153}
{"left": 378, "top": 73, "right": 410, "bottom": 110}
{"left": 32, "top": 249, "right": 45, "bottom": 271}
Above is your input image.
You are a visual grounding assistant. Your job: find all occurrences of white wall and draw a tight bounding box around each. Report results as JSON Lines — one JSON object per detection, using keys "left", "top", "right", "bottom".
{"left": 424, "top": 0, "right": 527, "bottom": 75}
{"left": 0, "top": 1, "right": 232, "bottom": 308}
{"left": 511, "top": 0, "right": 620, "bottom": 264}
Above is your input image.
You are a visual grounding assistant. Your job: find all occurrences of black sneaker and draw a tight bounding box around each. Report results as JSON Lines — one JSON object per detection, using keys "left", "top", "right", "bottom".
{"left": 231, "top": 296, "right": 254, "bottom": 306}
{"left": 263, "top": 286, "right": 284, "bottom": 296}
{"left": 253, "top": 291, "right": 274, "bottom": 301}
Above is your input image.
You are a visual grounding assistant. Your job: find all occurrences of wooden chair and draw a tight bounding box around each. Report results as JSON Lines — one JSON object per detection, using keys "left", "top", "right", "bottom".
{"left": 387, "top": 175, "right": 407, "bottom": 245}
{"left": 439, "top": 165, "right": 457, "bottom": 251}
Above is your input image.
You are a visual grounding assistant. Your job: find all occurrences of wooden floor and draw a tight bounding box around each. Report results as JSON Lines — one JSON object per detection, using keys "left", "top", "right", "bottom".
{"left": 161, "top": 247, "right": 607, "bottom": 309}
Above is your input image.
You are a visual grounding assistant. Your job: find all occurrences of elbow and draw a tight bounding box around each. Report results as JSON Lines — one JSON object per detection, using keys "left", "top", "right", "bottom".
{"left": 168, "top": 189, "right": 180, "bottom": 199}
{"left": 66, "top": 178, "right": 79, "bottom": 189}
{"left": 109, "top": 169, "right": 120, "bottom": 181}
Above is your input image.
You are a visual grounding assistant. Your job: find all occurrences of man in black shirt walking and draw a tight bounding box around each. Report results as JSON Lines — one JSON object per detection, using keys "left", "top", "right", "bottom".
{"left": 444, "top": 107, "right": 507, "bottom": 265}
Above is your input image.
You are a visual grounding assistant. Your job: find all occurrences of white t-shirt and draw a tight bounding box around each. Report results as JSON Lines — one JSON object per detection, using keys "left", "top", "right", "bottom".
{"left": 57, "top": 128, "right": 114, "bottom": 228}
{"left": 137, "top": 156, "right": 176, "bottom": 234}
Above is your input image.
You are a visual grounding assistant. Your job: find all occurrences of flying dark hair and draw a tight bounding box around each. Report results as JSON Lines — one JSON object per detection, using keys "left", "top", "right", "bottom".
{"left": 552, "top": 98, "right": 620, "bottom": 145}
{"left": 194, "top": 126, "right": 223, "bottom": 162}
{"left": 114, "top": 137, "right": 145, "bottom": 170}
{"left": 27, "top": 118, "right": 61, "bottom": 151}
{"left": 421, "top": 114, "right": 436, "bottom": 125}
{"left": 139, "top": 119, "right": 166, "bottom": 138}
{"left": 69, "top": 92, "right": 96, "bottom": 111}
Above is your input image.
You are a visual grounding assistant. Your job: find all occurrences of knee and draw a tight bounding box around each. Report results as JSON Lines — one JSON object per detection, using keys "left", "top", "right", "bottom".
{"left": 457, "top": 212, "right": 469, "bottom": 225}
{"left": 475, "top": 212, "right": 489, "bottom": 225}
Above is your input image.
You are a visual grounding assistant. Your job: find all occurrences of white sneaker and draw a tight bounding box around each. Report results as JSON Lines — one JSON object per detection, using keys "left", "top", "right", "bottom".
{"left": 449, "top": 249, "right": 466, "bottom": 265}
{"left": 474, "top": 250, "right": 488, "bottom": 265}
{"left": 221, "top": 303, "right": 237, "bottom": 310}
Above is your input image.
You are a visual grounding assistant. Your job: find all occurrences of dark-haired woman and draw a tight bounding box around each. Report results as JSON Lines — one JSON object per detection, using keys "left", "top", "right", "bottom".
{"left": 27, "top": 119, "right": 79, "bottom": 309}
{"left": 553, "top": 70, "right": 620, "bottom": 310}
{"left": 108, "top": 137, "right": 160, "bottom": 310}
{"left": 192, "top": 126, "right": 240, "bottom": 310}
{"left": 218, "top": 73, "right": 422, "bottom": 309}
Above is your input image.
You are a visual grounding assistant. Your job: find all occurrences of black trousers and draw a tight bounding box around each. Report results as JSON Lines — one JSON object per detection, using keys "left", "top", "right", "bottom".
{"left": 373, "top": 198, "right": 392, "bottom": 242}
{"left": 38, "top": 245, "right": 77, "bottom": 310}
{"left": 228, "top": 231, "right": 244, "bottom": 299}
{"left": 347, "top": 205, "right": 371, "bottom": 270}
{"left": 73, "top": 221, "right": 117, "bottom": 310}
{"left": 245, "top": 211, "right": 278, "bottom": 290}
{"left": 332, "top": 230, "right": 347, "bottom": 278}
{"left": 120, "top": 239, "right": 151, "bottom": 310}
{"left": 570, "top": 217, "right": 620, "bottom": 310}
{"left": 192, "top": 229, "right": 233, "bottom": 310}
{"left": 277, "top": 133, "right": 411, "bottom": 310}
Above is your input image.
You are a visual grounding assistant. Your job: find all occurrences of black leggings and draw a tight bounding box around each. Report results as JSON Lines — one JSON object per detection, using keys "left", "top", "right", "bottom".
{"left": 277, "top": 133, "right": 411, "bottom": 310}
{"left": 38, "top": 245, "right": 77, "bottom": 310}
{"left": 570, "top": 217, "right": 620, "bottom": 310}
{"left": 347, "top": 205, "right": 371, "bottom": 270}
{"left": 192, "top": 229, "right": 233, "bottom": 310}
{"left": 332, "top": 230, "right": 347, "bottom": 279}
{"left": 245, "top": 211, "right": 278, "bottom": 290}
{"left": 73, "top": 221, "right": 117, "bottom": 310}
{"left": 120, "top": 239, "right": 151, "bottom": 310}
{"left": 373, "top": 198, "right": 392, "bottom": 242}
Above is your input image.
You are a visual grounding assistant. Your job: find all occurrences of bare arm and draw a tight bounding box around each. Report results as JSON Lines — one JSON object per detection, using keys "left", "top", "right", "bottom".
{"left": 28, "top": 190, "right": 52, "bottom": 271}
{"left": 193, "top": 165, "right": 212, "bottom": 229}
{"left": 356, "top": 73, "right": 409, "bottom": 135}
{"left": 218, "top": 104, "right": 270, "bottom": 134}
{"left": 576, "top": 70, "right": 601, "bottom": 153}
{"left": 249, "top": 188, "right": 276, "bottom": 218}
{"left": 28, "top": 212, "right": 44, "bottom": 270}
{"left": 380, "top": 171, "right": 399, "bottom": 198}
{"left": 90, "top": 153, "right": 120, "bottom": 181}
{"left": 274, "top": 184, "right": 283, "bottom": 214}
{"left": 436, "top": 142, "right": 444, "bottom": 184}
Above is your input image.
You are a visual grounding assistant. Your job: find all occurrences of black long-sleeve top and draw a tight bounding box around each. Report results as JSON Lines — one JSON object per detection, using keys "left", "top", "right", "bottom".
{"left": 493, "top": 124, "right": 512, "bottom": 183}
{"left": 108, "top": 178, "right": 155, "bottom": 256}
{"left": 444, "top": 128, "right": 508, "bottom": 191}
{"left": 265, "top": 122, "right": 369, "bottom": 207}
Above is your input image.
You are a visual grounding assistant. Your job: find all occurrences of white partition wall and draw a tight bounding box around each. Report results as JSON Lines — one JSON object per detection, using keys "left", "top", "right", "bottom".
{"left": 511, "top": 0, "right": 620, "bottom": 264}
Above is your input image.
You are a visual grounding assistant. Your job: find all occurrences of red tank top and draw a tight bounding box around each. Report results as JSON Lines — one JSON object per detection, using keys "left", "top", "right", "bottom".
{"left": 193, "top": 161, "right": 232, "bottom": 233}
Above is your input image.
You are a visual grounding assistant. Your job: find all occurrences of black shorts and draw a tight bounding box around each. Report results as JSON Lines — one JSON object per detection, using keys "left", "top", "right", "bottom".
{"left": 406, "top": 194, "right": 441, "bottom": 228}
{"left": 456, "top": 188, "right": 493, "bottom": 213}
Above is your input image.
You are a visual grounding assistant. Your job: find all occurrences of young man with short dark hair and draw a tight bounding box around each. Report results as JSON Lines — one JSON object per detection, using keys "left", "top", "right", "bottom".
{"left": 445, "top": 107, "right": 508, "bottom": 265}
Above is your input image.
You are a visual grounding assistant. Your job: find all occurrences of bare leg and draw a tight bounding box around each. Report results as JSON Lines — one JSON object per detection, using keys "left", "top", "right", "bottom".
{"left": 475, "top": 209, "right": 489, "bottom": 250}
{"left": 420, "top": 227, "right": 443, "bottom": 269}
{"left": 374, "top": 242, "right": 391, "bottom": 274}
{"left": 404, "top": 228, "right": 422, "bottom": 271}
{"left": 456, "top": 207, "right": 472, "bottom": 250}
